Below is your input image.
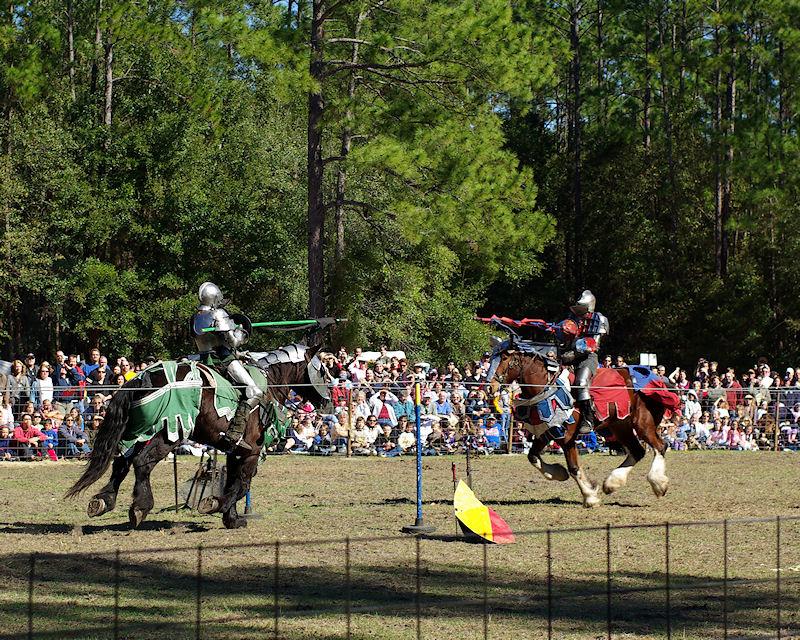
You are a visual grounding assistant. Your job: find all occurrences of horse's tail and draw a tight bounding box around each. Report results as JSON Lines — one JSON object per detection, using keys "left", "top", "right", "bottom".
{"left": 65, "top": 377, "right": 144, "bottom": 498}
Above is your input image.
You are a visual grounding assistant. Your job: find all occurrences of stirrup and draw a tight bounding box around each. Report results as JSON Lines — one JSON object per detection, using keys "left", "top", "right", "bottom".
{"left": 578, "top": 421, "right": 593, "bottom": 435}
{"left": 218, "top": 432, "right": 252, "bottom": 452}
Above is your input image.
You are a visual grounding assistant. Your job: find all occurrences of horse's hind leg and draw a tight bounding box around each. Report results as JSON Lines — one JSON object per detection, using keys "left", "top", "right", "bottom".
{"left": 602, "top": 422, "right": 646, "bottom": 495}
{"left": 633, "top": 400, "right": 670, "bottom": 498}
{"left": 88, "top": 455, "right": 132, "bottom": 517}
{"left": 129, "top": 437, "right": 173, "bottom": 528}
{"left": 528, "top": 435, "right": 570, "bottom": 481}
{"left": 563, "top": 441, "right": 600, "bottom": 508}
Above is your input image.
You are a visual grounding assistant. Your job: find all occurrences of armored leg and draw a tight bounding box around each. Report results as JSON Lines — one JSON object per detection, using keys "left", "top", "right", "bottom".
{"left": 574, "top": 354, "right": 598, "bottom": 435}
{"left": 221, "top": 359, "right": 264, "bottom": 452}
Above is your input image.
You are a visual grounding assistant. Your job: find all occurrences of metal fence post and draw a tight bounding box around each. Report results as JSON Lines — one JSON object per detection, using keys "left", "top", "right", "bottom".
{"left": 776, "top": 515, "right": 781, "bottom": 639}
{"left": 196, "top": 544, "right": 202, "bottom": 640}
{"left": 114, "top": 548, "right": 120, "bottom": 640}
{"left": 665, "top": 522, "right": 671, "bottom": 640}
{"left": 274, "top": 540, "right": 280, "bottom": 640}
{"left": 415, "top": 536, "right": 421, "bottom": 640}
{"left": 606, "top": 523, "right": 612, "bottom": 640}
{"left": 547, "top": 530, "right": 552, "bottom": 640}
{"left": 27, "top": 553, "right": 34, "bottom": 640}
{"left": 723, "top": 519, "right": 728, "bottom": 639}
{"left": 345, "top": 536, "right": 351, "bottom": 640}
{"left": 483, "top": 542, "right": 489, "bottom": 640}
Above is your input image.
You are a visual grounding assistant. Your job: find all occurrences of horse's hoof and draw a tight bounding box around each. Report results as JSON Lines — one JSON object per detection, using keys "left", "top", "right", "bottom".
{"left": 129, "top": 508, "right": 146, "bottom": 529}
{"left": 198, "top": 496, "right": 221, "bottom": 514}
{"left": 647, "top": 474, "right": 670, "bottom": 498}
{"left": 87, "top": 497, "right": 107, "bottom": 518}
{"left": 224, "top": 516, "right": 248, "bottom": 529}
{"left": 583, "top": 496, "right": 601, "bottom": 508}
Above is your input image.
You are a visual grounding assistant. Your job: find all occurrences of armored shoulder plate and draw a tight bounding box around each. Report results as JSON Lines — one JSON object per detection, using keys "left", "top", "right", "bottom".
{"left": 192, "top": 311, "right": 215, "bottom": 337}
{"left": 255, "top": 343, "right": 309, "bottom": 368}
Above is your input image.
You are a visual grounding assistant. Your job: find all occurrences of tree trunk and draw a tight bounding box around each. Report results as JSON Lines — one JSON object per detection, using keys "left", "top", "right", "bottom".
{"left": 719, "top": 27, "right": 735, "bottom": 278}
{"left": 103, "top": 30, "right": 113, "bottom": 149}
{"left": 658, "top": 8, "right": 678, "bottom": 241}
{"left": 643, "top": 19, "right": 651, "bottom": 150}
{"left": 334, "top": 10, "right": 366, "bottom": 264}
{"left": 307, "top": 0, "right": 326, "bottom": 320}
{"left": 91, "top": 0, "right": 103, "bottom": 95}
{"left": 67, "top": 0, "right": 76, "bottom": 102}
{"left": 569, "top": 2, "right": 583, "bottom": 287}
{"left": 713, "top": 0, "right": 724, "bottom": 278}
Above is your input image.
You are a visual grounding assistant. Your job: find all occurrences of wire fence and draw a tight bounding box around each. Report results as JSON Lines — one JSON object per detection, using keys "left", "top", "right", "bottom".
{"left": 9, "top": 514, "right": 800, "bottom": 640}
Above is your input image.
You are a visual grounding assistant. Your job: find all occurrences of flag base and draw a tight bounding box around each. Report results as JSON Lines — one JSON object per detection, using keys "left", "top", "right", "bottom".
{"left": 402, "top": 518, "right": 436, "bottom": 535}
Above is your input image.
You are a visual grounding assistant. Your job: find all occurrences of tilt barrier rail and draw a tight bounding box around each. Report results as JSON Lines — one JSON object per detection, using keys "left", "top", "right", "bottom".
{"left": 8, "top": 514, "right": 800, "bottom": 640}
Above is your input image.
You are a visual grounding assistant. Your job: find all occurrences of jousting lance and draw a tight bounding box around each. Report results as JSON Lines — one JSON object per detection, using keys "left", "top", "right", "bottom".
{"left": 201, "top": 318, "right": 347, "bottom": 332}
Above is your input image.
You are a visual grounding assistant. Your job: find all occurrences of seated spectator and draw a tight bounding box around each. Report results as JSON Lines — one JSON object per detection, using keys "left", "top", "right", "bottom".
{"left": 13, "top": 414, "right": 46, "bottom": 460}
{"left": 311, "top": 424, "right": 333, "bottom": 454}
{"left": 0, "top": 425, "right": 16, "bottom": 460}
{"left": 433, "top": 391, "right": 452, "bottom": 416}
{"left": 381, "top": 422, "right": 415, "bottom": 458}
{"left": 59, "top": 415, "right": 91, "bottom": 457}
{"left": 86, "top": 414, "right": 104, "bottom": 446}
{"left": 374, "top": 424, "right": 398, "bottom": 456}
{"left": 83, "top": 395, "right": 106, "bottom": 423}
{"left": 394, "top": 388, "right": 415, "bottom": 420}
{"left": 1, "top": 396, "right": 13, "bottom": 430}
{"left": 483, "top": 416, "right": 502, "bottom": 449}
{"left": 40, "top": 418, "right": 60, "bottom": 460}
{"left": 331, "top": 411, "right": 351, "bottom": 452}
{"left": 422, "top": 421, "right": 447, "bottom": 456}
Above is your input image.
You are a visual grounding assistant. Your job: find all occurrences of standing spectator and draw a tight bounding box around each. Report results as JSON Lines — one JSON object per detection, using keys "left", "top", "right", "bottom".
{"left": 331, "top": 373, "right": 351, "bottom": 406}
{"left": 370, "top": 389, "right": 398, "bottom": 428}
{"left": 351, "top": 390, "right": 371, "bottom": 420}
{"left": 723, "top": 369, "right": 743, "bottom": 414}
{"left": 13, "top": 414, "right": 45, "bottom": 459}
{"left": 394, "top": 388, "right": 415, "bottom": 420}
{"left": 30, "top": 363, "right": 54, "bottom": 408}
{"left": 24, "top": 353, "right": 38, "bottom": 386}
{"left": 119, "top": 358, "right": 136, "bottom": 382}
{"left": 8, "top": 360, "right": 30, "bottom": 411}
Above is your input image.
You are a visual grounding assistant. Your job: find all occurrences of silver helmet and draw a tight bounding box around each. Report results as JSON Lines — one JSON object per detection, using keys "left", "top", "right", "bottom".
{"left": 198, "top": 282, "right": 226, "bottom": 308}
{"left": 570, "top": 289, "right": 596, "bottom": 316}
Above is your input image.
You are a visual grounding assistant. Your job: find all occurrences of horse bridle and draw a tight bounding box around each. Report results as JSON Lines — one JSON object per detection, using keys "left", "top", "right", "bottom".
{"left": 493, "top": 350, "right": 558, "bottom": 392}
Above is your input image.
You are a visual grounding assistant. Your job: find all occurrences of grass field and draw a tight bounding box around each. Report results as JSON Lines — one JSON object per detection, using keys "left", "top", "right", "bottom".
{"left": 0, "top": 450, "right": 798, "bottom": 639}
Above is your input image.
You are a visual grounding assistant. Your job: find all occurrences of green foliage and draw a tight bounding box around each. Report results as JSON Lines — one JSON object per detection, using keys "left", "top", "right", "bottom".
{"left": 2, "top": 0, "right": 798, "bottom": 368}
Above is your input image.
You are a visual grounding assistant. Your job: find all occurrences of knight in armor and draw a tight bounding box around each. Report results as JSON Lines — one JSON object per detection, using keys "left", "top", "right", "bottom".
{"left": 191, "top": 282, "right": 262, "bottom": 452}
{"left": 556, "top": 290, "right": 609, "bottom": 435}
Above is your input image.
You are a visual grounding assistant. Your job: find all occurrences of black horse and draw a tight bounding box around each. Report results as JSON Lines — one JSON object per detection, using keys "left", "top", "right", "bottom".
{"left": 66, "top": 346, "right": 327, "bottom": 529}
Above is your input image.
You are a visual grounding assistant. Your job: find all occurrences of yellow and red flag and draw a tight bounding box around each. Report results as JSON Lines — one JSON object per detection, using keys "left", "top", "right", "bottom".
{"left": 454, "top": 481, "right": 515, "bottom": 544}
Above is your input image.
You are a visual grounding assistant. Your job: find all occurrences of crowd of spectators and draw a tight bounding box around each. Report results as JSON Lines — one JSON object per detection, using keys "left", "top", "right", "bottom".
{"left": 1, "top": 345, "right": 798, "bottom": 462}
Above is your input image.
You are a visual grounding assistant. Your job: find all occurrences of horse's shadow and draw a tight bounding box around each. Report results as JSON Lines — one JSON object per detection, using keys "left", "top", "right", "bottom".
{"left": 373, "top": 496, "right": 585, "bottom": 507}
{"left": 0, "top": 520, "right": 212, "bottom": 535}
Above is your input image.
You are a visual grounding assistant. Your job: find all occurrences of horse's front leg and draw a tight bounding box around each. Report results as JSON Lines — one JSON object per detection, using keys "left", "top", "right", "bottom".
{"left": 631, "top": 398, "right": 670, "bottom": 498}
{"left": 563, "top": 439, "right": 601, "bottom": 508}
{"left": 528, "top": 434, "right": 570, "bottom": 481}
{"left": 88, "top": 455, "right": 132, "bottom": 517}
{"left": 129, "top": 435, "right": 174, "bottom": 528}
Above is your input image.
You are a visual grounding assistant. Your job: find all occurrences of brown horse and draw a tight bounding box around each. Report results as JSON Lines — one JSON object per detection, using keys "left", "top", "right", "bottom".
{"left": 488, "top": 341, "right": 672, "bottom": 507}
{"left": 66, "top": 346, "right": 327, "bottom": 529}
